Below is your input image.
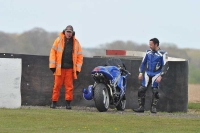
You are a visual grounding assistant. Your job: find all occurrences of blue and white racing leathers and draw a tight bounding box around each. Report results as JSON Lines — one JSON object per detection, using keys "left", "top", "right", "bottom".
{"left": 139, "top": 49, "right": 169, "bottom": 88}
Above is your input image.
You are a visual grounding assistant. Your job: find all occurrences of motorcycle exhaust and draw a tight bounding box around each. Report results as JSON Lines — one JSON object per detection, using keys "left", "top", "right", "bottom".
{"left": 99, "top": 73, "right": 104, "bottom": 77}
{"left": 94, "top": 73, "right": 99, "bottom": 77}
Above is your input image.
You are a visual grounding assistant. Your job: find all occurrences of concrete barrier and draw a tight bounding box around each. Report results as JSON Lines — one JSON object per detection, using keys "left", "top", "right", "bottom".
{"left": 0, "top": 58, "right": 22, "bottom": 108}
{"left": 0, "top": 53, "right": 188, "bottom": 112}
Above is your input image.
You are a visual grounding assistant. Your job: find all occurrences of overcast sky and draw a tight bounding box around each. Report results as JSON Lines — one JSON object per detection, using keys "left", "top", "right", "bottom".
{"left": 1, "top": 0, "right": 200, "bottom": 49}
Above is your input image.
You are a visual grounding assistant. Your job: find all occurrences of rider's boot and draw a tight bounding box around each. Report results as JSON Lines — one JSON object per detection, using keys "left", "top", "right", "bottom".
{"left": 133, "top": 97, "right": 145, "bottom": 113}
{"left": 151, "top": 87, "right": 159, "bottom": 113}
{"left": 151, "top": 98, "right": 158, "bottom": 113}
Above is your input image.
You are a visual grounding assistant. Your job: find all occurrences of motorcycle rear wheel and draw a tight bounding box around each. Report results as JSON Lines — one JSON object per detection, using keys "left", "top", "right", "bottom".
{"left": 94, "top": 83, "right": 110, "bottom": 112}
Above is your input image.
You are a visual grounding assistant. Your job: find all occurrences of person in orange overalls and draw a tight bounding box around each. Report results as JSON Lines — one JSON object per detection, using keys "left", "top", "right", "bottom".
{"left": 49, "top": 25, "right": 83, "bottom": 109}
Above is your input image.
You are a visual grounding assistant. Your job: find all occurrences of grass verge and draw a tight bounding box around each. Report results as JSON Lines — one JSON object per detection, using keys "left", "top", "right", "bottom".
{"left": 0, "top": 107, "right": 200, "bottom": 133}
{"left": 188, "top": 103, "right": 200, "bottom": 109}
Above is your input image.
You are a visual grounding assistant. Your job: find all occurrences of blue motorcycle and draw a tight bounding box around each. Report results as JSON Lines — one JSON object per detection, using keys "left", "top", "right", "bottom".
{"left": 83, "top": 58, "right": 131, "bottom": 112}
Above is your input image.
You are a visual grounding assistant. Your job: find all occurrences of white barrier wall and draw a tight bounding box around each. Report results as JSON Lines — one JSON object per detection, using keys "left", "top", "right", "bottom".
{"left": 0, "top": 58, "right": 22, "bottom": 108}
{"left": 126, "top": 51, "right": 186, "bottom": 61}
{"left": 105, "top": 50, "right": 187, "bottom": 61}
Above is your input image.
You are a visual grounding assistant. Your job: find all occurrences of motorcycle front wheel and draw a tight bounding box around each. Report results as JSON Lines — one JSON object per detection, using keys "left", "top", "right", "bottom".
{"left": 94, "top": 83, "right": 110, "bottom": 112}
{"left": 116, "top": 94, "right": 126, "bottom": 111}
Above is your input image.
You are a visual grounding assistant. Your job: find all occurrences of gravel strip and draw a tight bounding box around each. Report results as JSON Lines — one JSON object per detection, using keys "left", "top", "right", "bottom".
{"left": 21, "top": 106, "right": 200, "bottom": 119}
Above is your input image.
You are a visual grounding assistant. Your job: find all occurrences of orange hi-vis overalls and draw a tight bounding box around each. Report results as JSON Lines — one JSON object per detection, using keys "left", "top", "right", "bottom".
{"left": 49, "top": 32, "right": 83, "bottom": 101}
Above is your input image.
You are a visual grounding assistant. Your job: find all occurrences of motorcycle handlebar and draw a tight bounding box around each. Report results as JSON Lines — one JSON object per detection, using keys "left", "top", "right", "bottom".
{"left": 123, "top": 69, "right": 131, "bottom": 75}
{"left": 119, "top": 66, "right": 131, "bottom": 75}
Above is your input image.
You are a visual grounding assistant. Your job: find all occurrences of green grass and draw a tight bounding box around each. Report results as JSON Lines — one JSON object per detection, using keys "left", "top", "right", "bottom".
{"left": 188, "top": 103, "right": 200, "bottom": 109}
{"left": 0, "top": 107, "right": 200, "bottom": 133}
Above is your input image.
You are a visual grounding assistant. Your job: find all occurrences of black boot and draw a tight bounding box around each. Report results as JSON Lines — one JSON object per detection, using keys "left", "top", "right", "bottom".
{"left": 66, "top": 100, "right": 72, "bottom": 110}
{"left": 50, "top": 101, "right": 57, "bottom": 109}
{"left": 133, "top": 105, "right": 144, "bottom": 113}
{"left": 151, "top": 105, "right": 157, "bottom": 113}
{"left": 151, "top": 98, "right": 158, "bottom": 113}
{"left": 133, "top": 98, "right": 145, "bottom": 113}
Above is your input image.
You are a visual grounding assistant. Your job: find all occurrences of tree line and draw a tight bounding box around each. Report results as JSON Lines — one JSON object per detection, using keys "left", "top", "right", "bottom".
{"left": 0, "top": 28, "right": 199, "bottom": 84}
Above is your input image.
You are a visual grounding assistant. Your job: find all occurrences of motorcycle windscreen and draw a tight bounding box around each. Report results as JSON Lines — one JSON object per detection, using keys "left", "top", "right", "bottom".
{"left": 105, "top": 58, "right": 124, "bottom": 67}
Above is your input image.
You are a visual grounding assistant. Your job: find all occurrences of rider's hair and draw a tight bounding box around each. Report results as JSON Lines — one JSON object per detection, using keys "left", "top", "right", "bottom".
{"left": 150, "top": 38, "right": 159, "bottom": 46}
